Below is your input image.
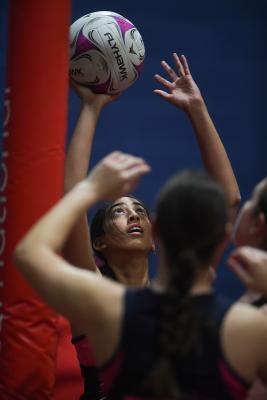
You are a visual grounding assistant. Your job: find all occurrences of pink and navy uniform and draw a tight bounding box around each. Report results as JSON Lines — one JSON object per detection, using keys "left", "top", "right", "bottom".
{"left": 72, "top": 335, "right": 104, "bottom": 400}
{"left": 99, "top": 288, "right": 251, "bottom": 400}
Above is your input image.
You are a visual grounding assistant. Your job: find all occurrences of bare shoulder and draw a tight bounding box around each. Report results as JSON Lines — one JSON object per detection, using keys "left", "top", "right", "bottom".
{"left": 221, "top": 302, "right": 267, "bottom": 382}
{"left": 57, "top": 265, "right": 125, "bottom": 333}
{"left": 224, "top": 301, "right": 267, "bottom": 328}
{"left": 79, "top": 272, "right": 126, "bottom": 365}
{"left": 73, "top": 268, "right": 125, "bottom": 314}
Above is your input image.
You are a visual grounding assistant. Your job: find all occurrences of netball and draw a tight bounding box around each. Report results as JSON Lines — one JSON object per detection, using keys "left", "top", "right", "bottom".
{"left": 69, "top": 11, "right": 145, "bottom": 93}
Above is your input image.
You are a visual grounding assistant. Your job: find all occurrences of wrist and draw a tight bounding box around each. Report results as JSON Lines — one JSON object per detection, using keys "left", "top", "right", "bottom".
{"left": 81, "top": 99, "right": 104, "bottom": 115}
{"left": 184, "top": 95, "right": 205, "bottom": 111}
{"left": 184, "top": 96, "right": 206, "bottom": 117}
{"left": 74, "top": 180, "right": 100, "bottom": 207}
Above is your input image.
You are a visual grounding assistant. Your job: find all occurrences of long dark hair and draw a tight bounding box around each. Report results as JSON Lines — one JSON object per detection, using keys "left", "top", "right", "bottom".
{"left": 147, "top": 170, "right": 228, "bottom": 398}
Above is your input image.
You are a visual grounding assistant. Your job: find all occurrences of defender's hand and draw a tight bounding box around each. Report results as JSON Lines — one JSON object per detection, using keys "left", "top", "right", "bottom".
{"left": 154, "top": 53, "right": 203, "bottom": 111}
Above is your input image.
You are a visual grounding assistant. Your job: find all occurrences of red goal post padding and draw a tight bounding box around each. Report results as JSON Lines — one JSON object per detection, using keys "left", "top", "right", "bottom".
{"left": 0, "top": 1, "right": 70, "bottom": 398}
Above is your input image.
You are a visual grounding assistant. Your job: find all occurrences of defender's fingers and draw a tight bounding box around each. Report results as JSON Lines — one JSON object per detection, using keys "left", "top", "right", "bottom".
{"left": 227, "top": 257, "right": 252, "bottom": 287}
{"left": 104, "top": 152, "right": 143, "bottom": 170}
{"left": 172, "top": 53, "right": 185, "bottom": 76}
{"left": 121, "top": 163, "right": 151, "bottom": 180}
{"left": 153, "top": 89, "right": 171, "bottom": 100}
{"left": 154, "top": 73, "right": 173, "bottom": 89}
{"left": 181, "top": 54, "right": 191, "bottom": 75}
{"left": 117, "top": 157, "right": 148, "bottom": 170}
{"left": 229, "top": 247, "right": 259, "bottom": 272}
{"left": 161, "top": 60, "right": 179, "bottom": 81}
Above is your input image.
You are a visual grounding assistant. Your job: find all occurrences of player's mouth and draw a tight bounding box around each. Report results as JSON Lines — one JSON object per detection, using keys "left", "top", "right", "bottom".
{"left": 127, "top": 224, "right": 144, "bottom": 236}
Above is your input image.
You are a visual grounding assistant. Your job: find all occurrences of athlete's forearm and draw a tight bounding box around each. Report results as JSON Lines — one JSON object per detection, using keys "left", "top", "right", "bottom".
{"left": 186, "top": 99, "right": 241, "bottom": 222}
{"left": 64, "top": 103, "right": 102, "bottom": 192}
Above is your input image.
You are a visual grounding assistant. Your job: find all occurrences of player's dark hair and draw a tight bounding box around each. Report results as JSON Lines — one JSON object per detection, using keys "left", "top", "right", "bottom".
{"left": 146, "top": 170, "right": 227, "bottom": 398}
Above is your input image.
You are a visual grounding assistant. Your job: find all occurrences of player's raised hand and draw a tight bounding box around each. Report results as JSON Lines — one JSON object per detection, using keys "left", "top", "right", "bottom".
{"left": 87, "top": 151, "right": 151, "bottom": 201}
{"left": 227, "top": 246, "right": 267, "bottom": 295}
{"left": 154, "top": 53, "right": 202, "bottom": 111}
{"left": 70, "top": 78, "right": 120, "bottom": 109}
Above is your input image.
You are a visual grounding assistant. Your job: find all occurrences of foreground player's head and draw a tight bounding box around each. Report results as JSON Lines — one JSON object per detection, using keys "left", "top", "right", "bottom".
{"left": 155, "top": 170, "right": 228, "bottom": 278}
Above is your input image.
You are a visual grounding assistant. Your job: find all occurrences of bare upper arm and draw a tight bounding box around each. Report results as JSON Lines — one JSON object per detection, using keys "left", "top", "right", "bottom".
{"left": 48, "top": 256, "right": 123, "bottom": 330}
{"left": 16, "top": 246, "right": 124, "bottom": 362}
{"left": 221, "top": 302, "right": 267, "bottom": 385}
{"left": 56, "top": 257, "right": 124, "bottom": 364}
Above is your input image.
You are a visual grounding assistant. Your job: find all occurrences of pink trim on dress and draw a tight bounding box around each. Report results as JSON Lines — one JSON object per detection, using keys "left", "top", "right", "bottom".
{"left": 73, "top": 337, "right": 96, "bottom": 366}
{"left": 219, "top": 360, "right": 249, "bottom": 400}
{"left": 100, "top": 351, "right": 124, "bottom": 393}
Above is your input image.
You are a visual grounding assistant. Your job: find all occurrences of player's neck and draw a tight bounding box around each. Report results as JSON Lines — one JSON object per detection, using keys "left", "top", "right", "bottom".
{"left": 108, "top": 252, "right": 149, "bottom": 287}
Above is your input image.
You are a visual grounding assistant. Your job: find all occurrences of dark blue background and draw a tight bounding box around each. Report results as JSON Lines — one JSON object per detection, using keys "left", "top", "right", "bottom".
{"left": 1, "top": 1, "right": 267, "bottom": 299}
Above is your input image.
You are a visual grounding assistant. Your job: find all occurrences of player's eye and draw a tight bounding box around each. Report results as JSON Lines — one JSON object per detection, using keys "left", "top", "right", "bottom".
{"left": 112, "top": 207, "right": 126, "bottom": 216}
{"left": 136, "top": 207, "right": 146, "bottom": 215}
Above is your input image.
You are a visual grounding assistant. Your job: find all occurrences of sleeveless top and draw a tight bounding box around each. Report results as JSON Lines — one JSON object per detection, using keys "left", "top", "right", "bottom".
{"left": 99, "top": 288, "right": 251, "bottom": 400}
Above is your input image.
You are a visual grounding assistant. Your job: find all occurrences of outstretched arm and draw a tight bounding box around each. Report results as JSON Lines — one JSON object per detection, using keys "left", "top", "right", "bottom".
{"left": 14, "top": 152, "right": 151, "bottom": 339}
{"left": 154, "top": 54, "right": 241, "bottom": 223}
{"left": 64, "top": 82, "right": 118, "bottom": 273}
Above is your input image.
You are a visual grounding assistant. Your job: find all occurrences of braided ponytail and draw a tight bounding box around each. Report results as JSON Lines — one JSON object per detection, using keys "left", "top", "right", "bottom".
{"left": 146, "top": 249, "right": 199, "bottom": 398}
{"left": 144, "top": 170, "right": 228, "bottom": 398}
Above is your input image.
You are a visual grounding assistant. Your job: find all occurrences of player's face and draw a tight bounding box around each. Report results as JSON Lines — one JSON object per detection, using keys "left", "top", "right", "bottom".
{"left": 102, "top": 196, "right": 154, "bottom": 253}
{"left": 233, "top": 179, "right": 267, "bottom": 247}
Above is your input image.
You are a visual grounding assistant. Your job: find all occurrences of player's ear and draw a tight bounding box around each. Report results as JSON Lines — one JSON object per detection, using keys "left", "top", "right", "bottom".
{"left": 93, "top": 237, "right": 107, "bottom": 252}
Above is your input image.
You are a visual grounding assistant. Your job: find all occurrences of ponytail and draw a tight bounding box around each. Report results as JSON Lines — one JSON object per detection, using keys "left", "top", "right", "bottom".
{"left": 145, "top": 249, "right": 199, "bottom": 398}
{"left": 144, "top": 170, "right": 228, "bottom": 397}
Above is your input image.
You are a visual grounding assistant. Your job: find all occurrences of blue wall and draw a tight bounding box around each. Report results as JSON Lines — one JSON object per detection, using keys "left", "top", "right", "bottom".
{"left": 1, "top": 1, "right": 266, "bottom": 299}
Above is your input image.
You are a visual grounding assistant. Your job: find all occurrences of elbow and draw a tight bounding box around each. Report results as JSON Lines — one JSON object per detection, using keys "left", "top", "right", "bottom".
{"left": 229, "top": 186, "right": 241, "bottom": 211}
{"left": 232, "top": 192, "right": 241, "bottom": 209}
{"left": 13, "top": 241, "right": 25, "bottom": 268}
{"left": 13, "top": 239, "right": 31, "bottom": 271}
{"left": 229, "top": 193, "right": 241, "bottom": 223}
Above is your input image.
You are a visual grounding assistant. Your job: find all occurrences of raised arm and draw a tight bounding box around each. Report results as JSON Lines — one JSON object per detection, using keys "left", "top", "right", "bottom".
{"left": 14, "top": 152, "right": 151, "bottom": 341}
{"left": 227, "top": 246, "right": 267, "bottom": 296}
{"left": 154, "top": 53, "right": 241, "bottom": 223}
{"left": 64, "top": 82, "right": 118, "bottom": 273}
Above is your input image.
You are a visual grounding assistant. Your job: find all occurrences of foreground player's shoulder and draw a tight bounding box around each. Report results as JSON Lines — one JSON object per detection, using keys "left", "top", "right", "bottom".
{"left": 221, "top": 302, "right": 267, "bottom": 382}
